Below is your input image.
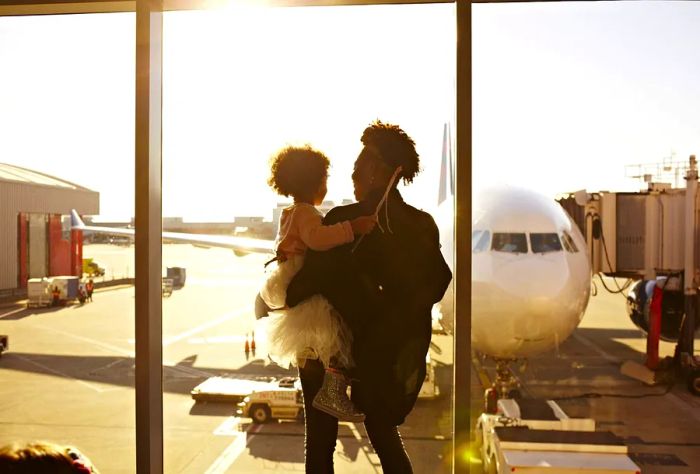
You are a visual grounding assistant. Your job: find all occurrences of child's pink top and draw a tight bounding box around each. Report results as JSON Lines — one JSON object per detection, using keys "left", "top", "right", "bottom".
{"left": 277, "top": 203, "right": 354, "bottom": 256}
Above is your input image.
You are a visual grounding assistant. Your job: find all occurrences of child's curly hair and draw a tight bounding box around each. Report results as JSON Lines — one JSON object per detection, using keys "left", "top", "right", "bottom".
{"left": 268, "top": 145, "right": 330, "bottom": 198}
{"left": 361, "top": 120, "right": 420, "bottom": 184}
{"left": 0, "top": 441, "right": 99, "bottom": 473}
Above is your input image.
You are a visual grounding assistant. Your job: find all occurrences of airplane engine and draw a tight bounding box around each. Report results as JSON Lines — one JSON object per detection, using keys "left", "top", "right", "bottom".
{"left": 626, "top": 279, "right": 699, "bottom": 342}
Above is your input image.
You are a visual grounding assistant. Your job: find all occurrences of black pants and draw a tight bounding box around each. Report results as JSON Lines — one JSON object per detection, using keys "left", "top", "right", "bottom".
{"left": 298, "top": 358, "right": 413, "bottom": 474}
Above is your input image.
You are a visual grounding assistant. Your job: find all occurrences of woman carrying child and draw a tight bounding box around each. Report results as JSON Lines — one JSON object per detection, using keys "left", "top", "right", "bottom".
{"left": 286, "top": 121, "right": 453, "bottom": 473}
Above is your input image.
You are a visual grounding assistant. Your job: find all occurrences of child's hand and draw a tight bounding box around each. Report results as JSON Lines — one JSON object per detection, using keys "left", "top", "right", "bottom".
{"left": 350, "top": 215, "right": 376, "bottom": 235}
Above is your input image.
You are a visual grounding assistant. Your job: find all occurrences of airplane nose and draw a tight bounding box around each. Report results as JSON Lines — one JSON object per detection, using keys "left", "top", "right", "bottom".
{"left": 494, "top": 256, "right": 579, "bottom": 343}
{"left": 514, "top": 298, "right": 567, "bottom": 341}
{"left": 494, "top": 255, "right": 571, "bottom": 299}
{"left": 472, "top": 251, "right": 590, "bottom": 358}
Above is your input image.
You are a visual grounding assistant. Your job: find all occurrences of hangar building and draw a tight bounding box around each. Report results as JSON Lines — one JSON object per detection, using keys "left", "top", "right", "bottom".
{"left": 0, "top": 163, "right": 99, "bottom": 296}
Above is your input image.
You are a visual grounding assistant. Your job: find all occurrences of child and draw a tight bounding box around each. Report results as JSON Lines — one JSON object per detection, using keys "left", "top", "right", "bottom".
{"left": 258, "top": 145, "right": 375, "bottom": 422}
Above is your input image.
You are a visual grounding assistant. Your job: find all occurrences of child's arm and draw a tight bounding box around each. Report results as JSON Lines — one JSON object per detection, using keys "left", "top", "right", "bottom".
{"left": 296, "top": 206, "right": 375, "bottom": 251}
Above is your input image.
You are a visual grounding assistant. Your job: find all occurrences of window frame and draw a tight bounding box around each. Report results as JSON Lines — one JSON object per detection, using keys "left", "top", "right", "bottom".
{"left": 0, "top": 1, "right": 472, "bottom": 473}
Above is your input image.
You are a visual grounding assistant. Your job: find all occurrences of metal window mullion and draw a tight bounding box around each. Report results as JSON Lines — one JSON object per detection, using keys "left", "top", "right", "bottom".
{"left": 0, "top": 0, "right": 453, "bottom": 16}
{"left": 453, "top": 1, "right": 471, "bottom": 473}
{"left": 135, "top": 1, "right": 164, "bottom": 473}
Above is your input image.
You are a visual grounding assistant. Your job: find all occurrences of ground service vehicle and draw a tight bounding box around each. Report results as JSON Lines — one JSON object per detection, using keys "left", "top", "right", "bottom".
{"left": 475, "top": 398, "right": 641, "bottom": 474}
{"left": 82, "top": 258, "right": 105, "bottom": 277}
{"left": 236, "top": 377, "right": 303, "bottom": 423}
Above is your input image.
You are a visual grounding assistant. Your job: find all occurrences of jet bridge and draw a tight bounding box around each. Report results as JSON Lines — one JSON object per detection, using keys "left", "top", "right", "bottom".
{"left": 582, "top": 186, "right": 695, "bottom": 280}
{"left": 566, "top": 156, "right": 700, "bottom": 395}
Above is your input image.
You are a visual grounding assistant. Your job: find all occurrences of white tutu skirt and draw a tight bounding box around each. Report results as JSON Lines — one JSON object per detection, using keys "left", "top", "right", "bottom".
{"left": 260, "top": 255, "right": 353, "bottom": 369}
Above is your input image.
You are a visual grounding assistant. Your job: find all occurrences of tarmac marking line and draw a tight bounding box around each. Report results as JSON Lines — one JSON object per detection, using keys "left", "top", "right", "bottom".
{"left": 29, "top": 323, "right": 135, "bottom": 358}
{"left": 0, "top": 307, "right": 25, "bottom": 319}
{"left": 213, "top": 416, "right": 241, "bottom": 436}
{"left": 186, "top": 335, "right": 248, "bottom": 345}
{"left": 12, "top": 353, "right": 108, "bottom": 393}
{"left": 667, "top": 393, "right": 700, "bottom": 424}
{"left": 205, "top": 423, "right": 261, "bottom": 474}
{"left": 92, "top": 358, "right": 125, "bottom": 373}
{"left": 163, "top": 307, "right": 250, "bottom": 347}
{"left": 572, "top": 333, "right": 619, "bottom": 363}
{"left": 28, "top": 323, "right": 218, "bottom": 378}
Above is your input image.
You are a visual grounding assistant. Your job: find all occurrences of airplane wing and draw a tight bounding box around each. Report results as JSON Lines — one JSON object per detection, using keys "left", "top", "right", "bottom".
{"left": 70, "top": 209, "right": 275, "bottom": 255}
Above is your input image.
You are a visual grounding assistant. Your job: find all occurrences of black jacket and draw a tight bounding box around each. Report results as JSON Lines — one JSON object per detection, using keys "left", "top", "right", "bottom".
{"left": 286, "top": 189, "right": 452, "bottom": 425}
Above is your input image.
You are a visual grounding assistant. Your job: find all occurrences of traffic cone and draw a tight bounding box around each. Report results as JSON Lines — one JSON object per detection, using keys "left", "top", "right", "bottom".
{"left": 244, "top": 334, "right": 250, "bottom": 354}
{"left": 250, "top": 331, "right": 256, "bottom": 352}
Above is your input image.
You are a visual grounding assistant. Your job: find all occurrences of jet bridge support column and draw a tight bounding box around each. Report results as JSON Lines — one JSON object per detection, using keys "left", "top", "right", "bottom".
{"left": 681, "top": 156, "right": 697, "bottom": 364}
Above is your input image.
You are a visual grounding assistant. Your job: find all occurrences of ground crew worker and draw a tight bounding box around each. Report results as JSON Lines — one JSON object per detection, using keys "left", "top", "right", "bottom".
{"left": 77, "top": 284, "right": 87, "bottom": 305}
{"left": 51, "top": 286, "right": 60, "bottom": 307}
{"left": 86, "top": 279, "right": 94, "bottom": 302}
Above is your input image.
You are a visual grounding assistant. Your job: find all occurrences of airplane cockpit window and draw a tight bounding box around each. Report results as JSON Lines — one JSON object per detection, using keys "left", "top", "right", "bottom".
{"left": 530, "top": 233, "right": 563, "bottom": 253}
{"left": 491, "top": 232, "right": 527, "bottom": 253}
{"left": 560, "top": 231, "right": 579, "bottom": 253}
{"left": 473, "top": 230, "right": 491, "bottom": 253}
{"left": 472, "top": 230, "right": 482, "bottom": 249}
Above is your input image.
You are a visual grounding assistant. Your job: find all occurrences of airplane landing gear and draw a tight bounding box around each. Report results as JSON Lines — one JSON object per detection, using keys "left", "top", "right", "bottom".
{"left": 485, "top": 388, "right": 498, "bottom": 414}
{"left": 484, "top": 358, "right": 523, "bottom": 412}
{"left": 493, "top": 358, "right": 521, "bottom": 399}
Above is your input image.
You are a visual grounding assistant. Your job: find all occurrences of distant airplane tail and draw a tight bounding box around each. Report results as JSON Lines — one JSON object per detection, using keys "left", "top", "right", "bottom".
{"left": 70, "top": 209, "right": 86, "bottom": 229}
{"left": 438, "top": 122, "right": 454, "bottom": 206}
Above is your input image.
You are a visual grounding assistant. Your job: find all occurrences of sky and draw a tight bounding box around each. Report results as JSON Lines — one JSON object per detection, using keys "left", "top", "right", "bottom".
{"left": 1, "top": 2, "right": 700, "bottom": 221}
{"left": 473, "top": 1, "right": 700, "bottom": 196}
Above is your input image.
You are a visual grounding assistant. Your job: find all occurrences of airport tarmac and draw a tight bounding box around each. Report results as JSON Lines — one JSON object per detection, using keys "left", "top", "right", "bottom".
{"left": 0, "top": 243, "right": 699, "bottom": 473}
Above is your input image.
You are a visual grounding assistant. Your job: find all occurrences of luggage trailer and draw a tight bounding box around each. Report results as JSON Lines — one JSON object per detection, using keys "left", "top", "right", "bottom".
{"left": 475, "top": 399, "right": 641, "bottom": 474}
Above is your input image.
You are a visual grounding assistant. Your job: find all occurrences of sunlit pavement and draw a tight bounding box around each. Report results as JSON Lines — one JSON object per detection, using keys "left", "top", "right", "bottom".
{"left": 2, "top": 245, "right": 698, "bottom": 472}
{"left": 0, "top": 244, "right": 460, "bottom": 473}
{"left": 474, "top": 278, "right": 700, "bottom": 474}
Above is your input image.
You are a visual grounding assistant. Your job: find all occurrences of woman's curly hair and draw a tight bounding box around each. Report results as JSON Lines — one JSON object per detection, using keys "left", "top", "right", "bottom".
{"left": 360, "top": 120, "right": 420, "bottom": 184}
{"left": 267, "top": 145, "right": 330, "bottom": 198}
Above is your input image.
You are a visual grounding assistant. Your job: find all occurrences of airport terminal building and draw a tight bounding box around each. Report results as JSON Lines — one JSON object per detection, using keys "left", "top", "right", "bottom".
{"left": 0, "top": 163, "right": 99, "bottom": 296}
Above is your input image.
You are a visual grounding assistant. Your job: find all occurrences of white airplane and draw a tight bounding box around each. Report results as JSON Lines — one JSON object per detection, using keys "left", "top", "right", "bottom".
{"left": 469, "top": 187, "right": 591, "bottom": 357}
{"left": 434, "top": 124, "right": 591, "bottom": 401}
{"left": 70, "top": 211, "right": 274, "bottom": 255}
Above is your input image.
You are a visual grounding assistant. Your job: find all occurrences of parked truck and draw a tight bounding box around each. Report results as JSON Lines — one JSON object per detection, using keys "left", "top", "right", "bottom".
{"left": 82, "top": 258, "right": 105, "bottom": 277}
{"left": 27, "top": 278, "right": 53, "bottom": 307}
{"left": 27, "top": 276, "right": 81, "bottom": 307}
